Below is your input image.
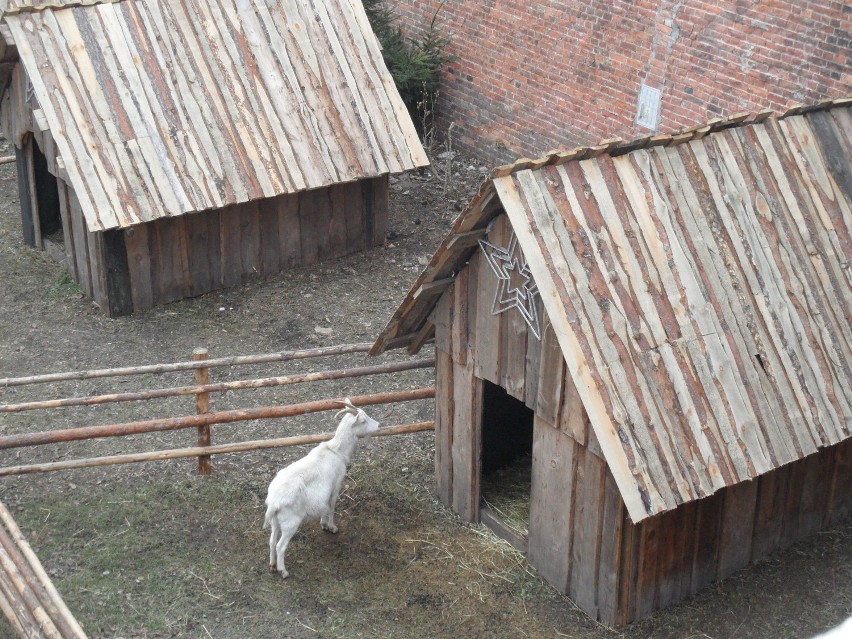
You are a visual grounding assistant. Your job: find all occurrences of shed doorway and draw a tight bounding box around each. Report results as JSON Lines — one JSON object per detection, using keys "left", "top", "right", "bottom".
{"left": 479, "top": 380, "right": 534, "bottom": 551}
{"left": 20, "top": 136, "right": 63, "bottom": 258}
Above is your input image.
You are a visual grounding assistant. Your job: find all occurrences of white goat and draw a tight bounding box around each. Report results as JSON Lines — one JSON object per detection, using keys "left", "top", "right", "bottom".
{"left": 263, "top": 398, "right": 380, "bottom": 578}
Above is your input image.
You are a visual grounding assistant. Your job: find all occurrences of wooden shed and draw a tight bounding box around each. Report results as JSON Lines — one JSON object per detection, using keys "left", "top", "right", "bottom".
{"left": 372, "top": 100, "right": 852, "bottom": 626}
{"left": 0, "top": 0, "right": 428, "bottom": 315}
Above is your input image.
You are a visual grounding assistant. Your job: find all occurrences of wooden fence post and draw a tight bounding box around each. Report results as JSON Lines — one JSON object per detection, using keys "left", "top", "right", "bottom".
{"left": 193, "top": 348, "right": 212, "bottom": 475}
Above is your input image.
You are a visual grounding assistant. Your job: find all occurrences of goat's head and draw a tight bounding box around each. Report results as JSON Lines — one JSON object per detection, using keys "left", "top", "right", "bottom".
{"left": 334, "top": 397, "right": 380, "bottom": 438}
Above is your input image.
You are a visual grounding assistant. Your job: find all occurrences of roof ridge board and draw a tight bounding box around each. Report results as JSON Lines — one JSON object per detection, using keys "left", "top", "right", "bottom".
{"left": 494, "top": 98, "right": 851, "bottom": 179}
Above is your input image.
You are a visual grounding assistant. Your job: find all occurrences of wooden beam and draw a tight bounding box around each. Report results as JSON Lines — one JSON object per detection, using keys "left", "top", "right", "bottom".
{"left": 407, "top": 320, "right": 436, "bottom": 355}
{"left": 32, "top": 109, "right": 49, "bottom": 133}
{"left": 0, "top": 25, "right": 14, "bottom": 48}
{"left": 414, "top": 277, "right": 454, "bottom": 300}
{"left": 480, "top": 507, "right": 528, "bottom": 553}
{"left": 446, "top": 228, "right": 487, "bottom": 251}
{"left": 0, "top": 358, "right": 436, "bottom": 414}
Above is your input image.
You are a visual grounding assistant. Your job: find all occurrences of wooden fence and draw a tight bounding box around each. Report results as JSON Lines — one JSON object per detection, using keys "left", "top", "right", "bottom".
{"left": 0, "top": 342, "right": 436, "bottom": 477}
{"left": 0, "top": 342, "right": 435, "bottom": 637}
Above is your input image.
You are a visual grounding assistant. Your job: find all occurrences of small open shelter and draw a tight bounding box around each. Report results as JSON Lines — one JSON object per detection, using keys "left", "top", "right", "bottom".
{"left": 372, "top": 100, "right": 852, "bottom": 626}
{"left": 0, "top": 0, "right": 427, "bottom": 315}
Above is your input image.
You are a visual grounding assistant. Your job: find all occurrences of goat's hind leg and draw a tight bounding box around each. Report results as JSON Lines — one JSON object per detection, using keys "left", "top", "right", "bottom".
{"left": 268, "top": 518, "right": 280, "bottom": 571}
{"left": 274, "top": 515, "right": 300, "bottom": 579}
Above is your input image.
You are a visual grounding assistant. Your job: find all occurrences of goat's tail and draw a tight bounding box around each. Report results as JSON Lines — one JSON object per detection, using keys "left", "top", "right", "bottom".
{"left": 262, "top": 503, "right": 275, "bottom": 530}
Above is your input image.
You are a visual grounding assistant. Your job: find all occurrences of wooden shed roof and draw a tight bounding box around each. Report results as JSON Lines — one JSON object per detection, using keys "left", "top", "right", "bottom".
{"left": 373, "top": 100, "right": 852, "bottom": 522}
{"left": 0, "top": 0, "right": 428, "bottom": 231}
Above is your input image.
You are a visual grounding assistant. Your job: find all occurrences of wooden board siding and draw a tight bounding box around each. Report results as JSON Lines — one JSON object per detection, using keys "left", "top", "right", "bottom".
{"left": 606, "top": 439, "right": 852, "bottom": 626}
{"left": 0, "top": 63, "right": 33, "bottom": 148}
{"left": 4, "top": 0, "right": 427, "bottom": 233}
{"left": 117, "top": 179, "right": 387, "bottom": 315}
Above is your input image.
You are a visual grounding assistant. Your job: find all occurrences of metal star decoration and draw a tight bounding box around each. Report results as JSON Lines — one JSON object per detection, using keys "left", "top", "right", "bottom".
{"left": 479, "top": 230, "right": 542, "bottom": 340}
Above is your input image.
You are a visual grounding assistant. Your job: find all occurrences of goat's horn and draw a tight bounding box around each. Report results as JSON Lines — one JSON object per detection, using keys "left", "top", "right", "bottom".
{"left": 334, "top": 398, "right": 359, "bottom": 419}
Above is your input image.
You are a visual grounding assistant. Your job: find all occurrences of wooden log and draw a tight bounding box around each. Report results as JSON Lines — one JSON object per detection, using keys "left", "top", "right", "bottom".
{"left": 0, "top": 566, "right": 41, "bottom": 639}
{"left": 0, "top": 584, "right": 29, "bottom": 639}
{"left": 0, "top": 358, "right": 435, "bottom": 413}
{"left": 0, "top": 388, "right": 436, "bottom": 450}
{"left": 193, "top": 348, "right": 212, "bottom": 476}
{"left": 0, "top": 422, "right": 435, "bottom": 477}
{"left": 0, "top": 525, "right": 81, "bottom": 639}
{"left": 0, "top": 503, "right": 86, "bottom": 638}
{"left": 0, "top": 343, "right": 375, "bottom": 387}
{"left": 0, "top": 543, "right": 61, "bottom": 638}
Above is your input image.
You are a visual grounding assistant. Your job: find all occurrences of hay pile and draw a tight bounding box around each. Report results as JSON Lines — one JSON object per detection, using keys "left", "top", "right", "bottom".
{"left": 480, "top": 453, "right": 532, "bottom": 537}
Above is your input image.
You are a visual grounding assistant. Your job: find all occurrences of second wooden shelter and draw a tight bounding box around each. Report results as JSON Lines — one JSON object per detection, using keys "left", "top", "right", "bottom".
{"left": 0, "top": 0, "right": 427, "bottom": 315}
{"left": 373, "top": 100, "right": 852, "bottom": 626}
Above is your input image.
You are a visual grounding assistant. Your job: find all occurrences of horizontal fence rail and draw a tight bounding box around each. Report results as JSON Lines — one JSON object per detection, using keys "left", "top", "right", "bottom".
{"left": 0, "top": 388, "right": 436, "bottom": 450}
{"left": 0, "top": 343, "right": 437, "bottom": 477}
{"left": 0, "top": 343, "right": 375, "bottom": 387}
{"left": 0, "top": 422, "right": 435, "bottom": 477}
{"left": 0, "top": 358, "right": 435, "bottom": 413}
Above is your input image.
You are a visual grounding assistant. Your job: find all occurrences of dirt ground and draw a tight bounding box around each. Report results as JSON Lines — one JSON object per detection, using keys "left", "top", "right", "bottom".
{"left": 0, "top": 138, "right": 850, "bottom": 639}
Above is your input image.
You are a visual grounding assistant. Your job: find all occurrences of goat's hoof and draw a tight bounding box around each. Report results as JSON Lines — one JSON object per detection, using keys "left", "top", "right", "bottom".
{"left": 279, "top": 570, "right": 289, "bottom": 579}
{"left": 269, "top": 564, "right": 277, "bottom": 573}
{"left": 322, "top": 523, "right": 338, "bottom": 534}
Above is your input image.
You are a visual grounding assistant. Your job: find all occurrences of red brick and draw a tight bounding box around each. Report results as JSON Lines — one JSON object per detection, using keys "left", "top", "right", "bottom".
{"left": 391, "top": 0, "right": 851, "bottom": 163}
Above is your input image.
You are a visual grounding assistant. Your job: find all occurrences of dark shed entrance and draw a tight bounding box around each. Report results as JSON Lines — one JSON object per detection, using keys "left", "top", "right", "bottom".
{"left": 31, "top": 137, "right": 61, "bottom": 239}
{"left": 480, "top": 380, "right": 534, "bottom": 550}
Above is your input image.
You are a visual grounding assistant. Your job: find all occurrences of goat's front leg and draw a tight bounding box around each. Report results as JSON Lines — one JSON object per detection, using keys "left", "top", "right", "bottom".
{"left": 321, "top": 476, "right": 345, "bottom": 534}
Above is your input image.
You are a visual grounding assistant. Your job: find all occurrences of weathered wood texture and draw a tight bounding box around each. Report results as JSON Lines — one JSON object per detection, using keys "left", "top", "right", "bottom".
{"left": 480, "top": 404, "right": 850, "bottom": 628}
{"left": 118, "top": 177, "right": 388, "bottom": 314}
{"left": 431, "top": 230, "right": 591, "bottom": 519}
{"left": 0, "top": 502, "right": 88, "bottom": 638}
{"left": 427, "top": 180, "right": 851, "bottom": 626}
{"left": 382, "top": 105, "right": 852, "bottom": 524}
{"left": 3, "top": 0, "right": 427, "bottom": 233}
{"left": 607, "top": 437, "right": 852, "bottom": 626}
{"left": 495, "top": 106, "right": 852, "bottom": 522}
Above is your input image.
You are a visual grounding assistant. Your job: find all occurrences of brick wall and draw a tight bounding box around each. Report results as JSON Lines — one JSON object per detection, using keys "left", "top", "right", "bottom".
{"left": 391, "top": 0, "right": 851, "bottom": 164}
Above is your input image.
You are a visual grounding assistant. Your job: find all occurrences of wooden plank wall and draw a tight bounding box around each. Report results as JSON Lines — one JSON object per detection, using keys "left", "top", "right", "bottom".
{"left": 609, "top": 437, "right": 852, "bottom": 626}
{"left": 431, "top": 212, "right": 598, "bottom": 512}
{"left": 115, "top": 176, "right": 387, "bottom": 314}
{"left": 0, "top": 63, "right": 33, "bottom": 148}
{"left": 56, "top": 177, "right": 105, "bottom": 305}
{"left": 432, "top": 213, "right": 852, "bottom": 627}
